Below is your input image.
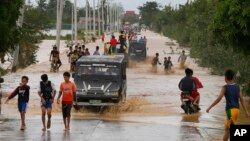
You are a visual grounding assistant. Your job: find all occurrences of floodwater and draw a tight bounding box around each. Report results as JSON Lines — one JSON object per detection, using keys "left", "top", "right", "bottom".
{"left": 0, "top": 31, "right": 249, "bottom": 141}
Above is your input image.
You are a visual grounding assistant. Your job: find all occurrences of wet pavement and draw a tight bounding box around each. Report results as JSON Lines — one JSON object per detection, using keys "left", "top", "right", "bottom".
{"left": 0, "top": 118, "right": 223, "bottom": 141}
{"left": 0, "top": 31, "right": 249, "bottom": 140}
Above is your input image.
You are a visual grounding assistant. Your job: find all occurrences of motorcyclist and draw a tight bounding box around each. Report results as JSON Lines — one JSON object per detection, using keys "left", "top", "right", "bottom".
{"left": 178, "top": 68, "right": 197, "bottom": 110}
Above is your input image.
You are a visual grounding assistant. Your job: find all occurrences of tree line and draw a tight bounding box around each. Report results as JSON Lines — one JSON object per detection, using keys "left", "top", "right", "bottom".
{"left": 138, "top": 0, "right": 250, "bottom": 96}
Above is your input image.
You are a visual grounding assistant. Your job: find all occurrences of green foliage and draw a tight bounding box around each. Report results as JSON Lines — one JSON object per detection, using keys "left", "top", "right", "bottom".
{"left": 138, "top": 2, "right": 161, "bottom": 28}
{"left": 0, "top": 0, "right": 23, "bottom": 53}
{"left": 138, "top": 0, "right": 250, "bottom": 96}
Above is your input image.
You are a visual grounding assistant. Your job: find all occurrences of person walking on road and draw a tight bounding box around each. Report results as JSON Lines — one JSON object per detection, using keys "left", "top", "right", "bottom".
{"left": 110, "top": 35, "right": 118, "bottom": 54}
{"left": 57, "top": 72, "right": 76, "bottom": 131}
{"left": 93, "top": 46, "right": 100, "bottom": 55}
{"left": 178, "top": 50, "right": 187, "bottom": 69}
{"left": 38, "top": 74, "right": 56, "bottom": 131}
{"left": 5, "top": 76, "right": 30, "bottom": 130}
{"left": 206, "top": 69, "right": 250, "bottom": 141}
{"left": 85, "top": 48, "right": 90, "bottom": 56}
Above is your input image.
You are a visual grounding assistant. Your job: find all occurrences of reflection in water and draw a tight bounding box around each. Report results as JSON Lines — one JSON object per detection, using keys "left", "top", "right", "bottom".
{"left": 181, "top": 113, "right": 201, "bottom": 123}
{"left": 41, "top": 130, "right": 51, "bottom": 141}
{"left": 63, "top": 130, "right": 70, "bottom": 141}
{"left": 178, "top": 125, "right": 202, "bottom": 141}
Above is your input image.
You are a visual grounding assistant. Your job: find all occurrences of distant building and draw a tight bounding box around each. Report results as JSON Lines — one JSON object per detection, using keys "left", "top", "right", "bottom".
{"left": 125, "top": 11, "right": 137, "bottom": 16}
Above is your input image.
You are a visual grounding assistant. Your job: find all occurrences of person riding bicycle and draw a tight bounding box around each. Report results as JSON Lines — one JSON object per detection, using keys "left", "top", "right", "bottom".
{"left": 49, "top": 46, "right": 62, "bottom": 72}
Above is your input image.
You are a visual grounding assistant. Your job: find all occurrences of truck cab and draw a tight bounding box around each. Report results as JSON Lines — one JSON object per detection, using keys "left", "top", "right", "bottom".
{"left": 128, "top": 41, "right": 147, "bottom": 61}
{"left": 73, "top": 55, "right": 127, "bottom": 107}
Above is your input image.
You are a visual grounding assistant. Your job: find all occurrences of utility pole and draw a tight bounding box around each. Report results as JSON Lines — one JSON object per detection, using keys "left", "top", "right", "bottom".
{"left": 12, "top": 0, "right": 25, "bottom": 72}
{"left": 85, "top": 0, "right": 88, "bottom": 37}
{"left": 101, "top": 0, "right": 104, "bottom": 33}
{"left": 98, "top": 0, "right": 101, "bottom": 36}
{"left": 88, "top": 1, "right": 91, "bottom": 32}
{"left": 71, "top": 2, "right": 74, "bottom": 41}
{"left": 106, "top": 4, "right": 109, "bottom": 32}
{"left": 56, "top": 0, "right": 64, "bottom": 51}
{"left": 74, "top": 0, "right": 77, "bottom": 44}
{"left": 109, "top": 5, "right": 112, "bottom": 32}
{"left": 93, "top": 0, "right": 96, "bottom": 35}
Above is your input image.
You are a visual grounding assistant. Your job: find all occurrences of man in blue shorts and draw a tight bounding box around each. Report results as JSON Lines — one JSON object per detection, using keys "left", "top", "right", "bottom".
{"left": 38, "top": 74, "right": 56, "bottom": 131}
{"left": 5, "top": 76, "right": 30, "bottom": 130}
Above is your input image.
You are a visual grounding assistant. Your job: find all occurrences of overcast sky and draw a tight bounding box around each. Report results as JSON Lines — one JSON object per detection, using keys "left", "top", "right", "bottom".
{"left": 115, "top": 0, "right": 187, "bottom": 13}
{"left": 31, "top": 0, "right": 188, "bottom": 13}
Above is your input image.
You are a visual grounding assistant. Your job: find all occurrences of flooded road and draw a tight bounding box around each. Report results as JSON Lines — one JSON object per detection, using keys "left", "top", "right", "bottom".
{"left": 0, "top": 31, "right": 249, "bottom": 140}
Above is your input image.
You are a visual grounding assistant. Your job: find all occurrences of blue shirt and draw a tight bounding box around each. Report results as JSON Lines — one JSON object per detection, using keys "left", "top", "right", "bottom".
{"left": 224, "top": 83, "right": 240, "bottom": 110}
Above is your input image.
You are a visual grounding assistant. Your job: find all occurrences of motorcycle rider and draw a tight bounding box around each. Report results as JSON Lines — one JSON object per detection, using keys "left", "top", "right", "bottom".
{"left": 178, "top": 68, "right": 197, "bottom": 111}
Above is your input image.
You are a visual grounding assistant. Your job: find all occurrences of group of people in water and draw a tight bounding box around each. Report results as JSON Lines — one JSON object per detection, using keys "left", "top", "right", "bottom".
{"left": 152, "top": 50, "right": 187, "bottom": 71}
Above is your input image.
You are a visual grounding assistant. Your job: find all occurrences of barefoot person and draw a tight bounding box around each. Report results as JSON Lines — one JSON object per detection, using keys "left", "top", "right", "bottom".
{"left": 38, "top": 74, "right": 56, "bottom": 131}
{"left": 5, "top": 76, "right": 30, "bottom": 130}
{"left": 178, "top": 50, "right": 187, "bottom": 69}
{"left": 206, "top": 69, "right": 250, "bottom": 141}
{"left": 57, "top": 72, "right": 76, "bottom": 130}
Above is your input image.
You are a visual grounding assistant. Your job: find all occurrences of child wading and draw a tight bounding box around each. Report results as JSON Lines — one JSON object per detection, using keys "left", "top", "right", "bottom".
{"left": 206, "top": 69, "right": 250, "bottom": 141}
{"left": 5, "top": 76, "right": 30, "bottom": 130}
{"left": 38, "top": 74, "right": 56, "bottom": 131}
{"left": 57, "top": 72, "right": 76, "bottom": 131}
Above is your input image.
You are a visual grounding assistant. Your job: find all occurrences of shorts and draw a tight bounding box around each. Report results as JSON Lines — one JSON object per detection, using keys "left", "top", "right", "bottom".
{"left": 191, "top": 91, "right": 200, "bottom": 98}
{"left": 41, "top": 100, "right": 52, "bottom": 109}
{"left": 225, "top": 108, "right": 240, "bottom": 129}
{"left": 111, "top": 46, "right": 117, "bottom": 53}
{"left": 18, "top": 102, "right": 27, "bottom": 113}
{"left": 180, "top": 93, "right": 194, "bottom": 102}
{"left": 62, "top": 104, "right": 72, "bottom": 118}
{"left": 71, "top": 62, "right": 76, "bottom": 66}
{"left": 180, "top": 60, "right": 185, "bottom": 67}
{"left": 57, "top": 59, "right": 62, "bottom": 65}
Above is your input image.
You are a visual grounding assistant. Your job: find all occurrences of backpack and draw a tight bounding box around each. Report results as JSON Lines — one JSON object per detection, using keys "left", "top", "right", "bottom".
{"left": 40, "top": 81, "right": 53, "bottom": 100}
{"left": 178, "top": 77, "right": 196, "bottom": 93}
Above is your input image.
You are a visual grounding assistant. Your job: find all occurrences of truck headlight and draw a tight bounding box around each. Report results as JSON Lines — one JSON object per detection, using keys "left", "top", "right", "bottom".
{"left": 105, "top": 92, "right": 118, "bottom": 96}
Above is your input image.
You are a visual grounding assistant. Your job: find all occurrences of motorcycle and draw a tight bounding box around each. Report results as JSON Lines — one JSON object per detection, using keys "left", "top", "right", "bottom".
{"left": 0, "top": 76, "right": 4, "bottom": 114}
{"left": 181, "top": 92, "right": 199, "bottom": 114}
{"left": 50, "top": 57, "right": 59, "bottom": 72}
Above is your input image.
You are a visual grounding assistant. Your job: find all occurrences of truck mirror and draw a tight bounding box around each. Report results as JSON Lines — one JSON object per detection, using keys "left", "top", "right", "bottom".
{"left": 0, "top": 78, "right": 4, "bottom": 83}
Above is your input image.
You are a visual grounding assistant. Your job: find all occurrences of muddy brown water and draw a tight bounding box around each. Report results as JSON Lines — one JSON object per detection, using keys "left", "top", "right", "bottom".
{"left": 1, "top": 31, "right": 250, "bottom": 141}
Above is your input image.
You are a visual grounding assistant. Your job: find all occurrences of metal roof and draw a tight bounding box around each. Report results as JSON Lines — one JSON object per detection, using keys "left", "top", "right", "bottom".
{"left": 77, "top": 55, "right": 125, "bottom": 64}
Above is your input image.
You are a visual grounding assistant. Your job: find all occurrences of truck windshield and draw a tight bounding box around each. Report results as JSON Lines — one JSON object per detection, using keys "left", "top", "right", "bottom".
{"left": 77, "top": 66, "right": 120, "bottom": 76}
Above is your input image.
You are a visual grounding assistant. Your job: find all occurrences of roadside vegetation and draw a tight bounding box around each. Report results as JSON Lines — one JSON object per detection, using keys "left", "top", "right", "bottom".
{"left": 138, "top": 0, "right": 250, "bottom": 96}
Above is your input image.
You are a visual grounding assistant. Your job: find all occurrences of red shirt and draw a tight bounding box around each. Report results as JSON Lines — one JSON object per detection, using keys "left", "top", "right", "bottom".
{"left": 110, "top": 38, "right": 117, "bottom": 47}
{"left": 191, "top": 77, "right": 203, "bottom": 97}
